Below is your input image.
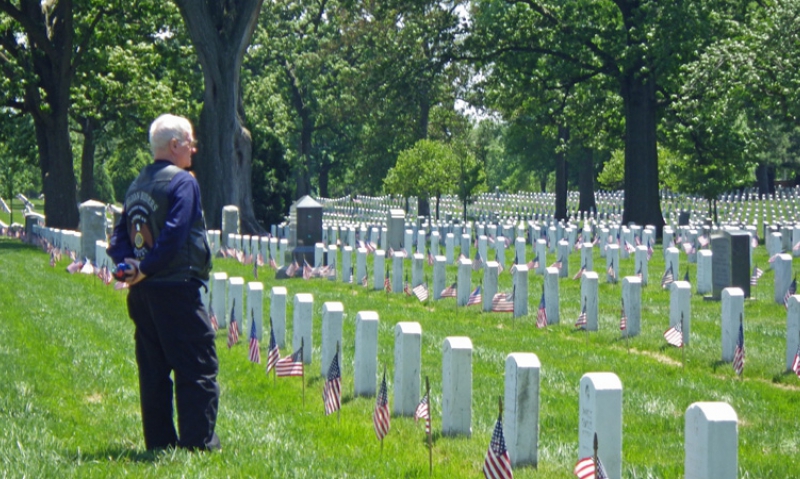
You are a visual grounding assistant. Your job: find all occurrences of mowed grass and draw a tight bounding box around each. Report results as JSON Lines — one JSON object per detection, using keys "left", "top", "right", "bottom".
{"left": 1, "top": 236, "right": 799, "bottom": 478}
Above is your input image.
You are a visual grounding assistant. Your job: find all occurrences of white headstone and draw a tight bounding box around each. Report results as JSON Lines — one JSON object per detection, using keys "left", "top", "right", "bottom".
{"left": 580, "top": 243, "right": 594, "bottom": 272}
{"left": 442, "top": 336, "right": 472, "bottom": 437}
{"left": 457, "top": 258, "right": 473, "bottom": 307}
{"left": 211, "top": 272, "right": 228, "bottom": 329}
{"left": 433, "top": 255, "right": 447, "bottom": 300}
{"left": 513, "top": 264, "right": 529, "bottom": 317}
{"left": 78, "top": 200, "right": 107, "bottom": 263}
{"left": 786, "top": 296, "right": 800, "bottom": 369}
{"left": 483, "top": 261, "right": 499, "bottom": 312}
{"left": 246, "top": 282, "right": 264, "bottom": 340}
{"left": 321, "top": 302, "right": 344, "bottom": 377}
{"left": 622, "top": 276, "right": 642, "bottom": 337}
{"left": 535, "top": 239, "right": 548, "bottom": 275}
{"left": 581, "top": 272, "right": 599, "bottom": 331}
{"left": 392, "top": 251, "right": 404, "bottom": 294}
{"left": 545, "top": 267, "right": 560, "bottom": 325}
{"left": 504, "top": 353, "right": 540, "bottom": 467}
{"left": 221, "top": 205, "right": 240, "bottom": 247}
{"left": 445, "top": 233, "right": 455, "bottom": 264}
{"left": 228, "top": 277, "right": 245, "bottom": 334}
{"left": 354, "top": 311, "right": 379, "bottom": 397}
{"left": 373, "top": 250, "right": 386, "bottom": 290}
{"left": 270, "top": 286, "right": 287, "bottom": 348}
{"left": 721, "top": 288, "right": 744, "bottom": 362}
{"left": 773, "top": 254, "right": 793, "bottom": 305}
{"left": 394, "top": 322, "right": 422, "bottom": 416}
{"left": 684, "top": 402, "right": 738, "bottom": 479}
{"left": 293, "top": 293, "right": 314, "bottom": 364}
{"left": 670, "top": 281, "right": 692, "bottom": 345}
{"left": 412, "top": 253, "right": 424, "bottom": 287}
{"left": 697, "top": 250, "right": 713, "bottom": 295}
{"left": 579, "top": 372, "right": 623, "bottom": 479}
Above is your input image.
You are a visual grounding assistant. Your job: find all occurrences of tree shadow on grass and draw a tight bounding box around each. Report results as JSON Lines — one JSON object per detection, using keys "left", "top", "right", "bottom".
{"left": 0, "top": 239, "right": 36, "bottom": 252}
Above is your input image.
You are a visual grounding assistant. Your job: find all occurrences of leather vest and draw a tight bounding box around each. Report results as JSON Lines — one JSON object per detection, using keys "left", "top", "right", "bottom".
{"left": 124, "top": 162, "right": 211, "bottom": 282}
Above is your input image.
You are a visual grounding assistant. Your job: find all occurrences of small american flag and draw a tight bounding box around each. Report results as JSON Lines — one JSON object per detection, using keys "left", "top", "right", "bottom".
{"left": 491, "top": 291, "right": 514, "bottom": 313}
{"left": 620, "top": 305, "right": 627, "bottom": 332}
{"left": 384, "top": 269, "right": 392, "bottom": 293}
{"left": 624, "top": 240, "right": 636, "bottom": 254}
{"left": 440, "top": 282, "right": 457, "bottom": 298}
{"left": 414, "top": 391, "right": 431, "bottom": 435}
{"left": 784, "top": 278, "right": 796, "bottom": 310}
{"left": 791, "top": 343, "right": 800, "bottom": 379}
{"left": 750, "top": 265, "right": 763, "bottom": 286}
{"left": 536, "top": 292, "right": 547, "bottom": 328}
{"left": 733, "top": 319, "right": 744, "bottom": 376}
{"left": 427, "top": 250, "right": 435, "bottom": 266}
{"left": 323, "top": 351, "right": 341, "bottom": 415}
{"left": 275, "top": 344, "right": 304, "bottom": 377}
{"left": 606, "top": 264, "right": 616, "bottom": 282}
{"left": 527, "top": 254, "right": 539, "bottom": 270}
{"left": 362, "top": 273, "right": 369, "bottom": 287}
{"left": 374, "top": 371, "right": 390, "bottom": 440}
{"left": 473, "top": 251, "right": 484, "bottom": 270}
{"left": 209, "top": 305, "right": 218, "bottom": 331}
{"left": 575, "top": 304, "right": 587, "bottom": 329}
{"left": 647, "top": 239, "right": 654, "bottom": 260}
{"left": 467, "top": 286, "right": 482, "bottom": 306}
{"left": 248, "top": 311, "right": 260, "bottom": 364}
{"left": 572, "top": 264, "right": 586, "bottom": 281}
{"left": 413, "top": 283, "right": 429, "bottom": 302}
{"left": 286, "top": 260, "right": 299, "bottom": 277}
{"left": 227, "top": 300, "right": 239, "bottom": 349}
{"left": 550, "top": 258, "right": 562, "bottom": 270}
{"left": 751, "top": 234, "right": 759, "bottom": 248}
{"left": 661, "top": 266, "right": 674, "bottom": 289}
{"left": 664, "top": 323, "right": 683, "bottom": 348}
{"left": 574, "top": 456, "right": 608, "bottom": 479}
{"left": 483, "top": 414, "right": 512, "bottom": 479}
{"left": 265, "top": 319, "right": 279, "bottom": 374}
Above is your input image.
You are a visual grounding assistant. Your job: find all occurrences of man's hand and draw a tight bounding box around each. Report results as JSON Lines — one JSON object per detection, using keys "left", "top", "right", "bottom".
{"left": 124, "top": 258, "right": 147, "bottom": 286}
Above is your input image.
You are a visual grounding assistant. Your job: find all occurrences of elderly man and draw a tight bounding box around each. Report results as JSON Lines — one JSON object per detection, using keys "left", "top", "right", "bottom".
{"left": 107, "top": 114, "right": 220, "bottom": 451}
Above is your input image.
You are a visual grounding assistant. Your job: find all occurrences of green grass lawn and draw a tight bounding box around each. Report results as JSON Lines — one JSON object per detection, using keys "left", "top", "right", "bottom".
{"left": 1, "top": 235, "right": 798, "bottom": 478}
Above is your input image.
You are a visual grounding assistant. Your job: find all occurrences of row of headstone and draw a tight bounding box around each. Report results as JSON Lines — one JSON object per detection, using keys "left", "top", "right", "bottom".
{"left": 208, "top": 270, "right": 741, "bottom": 477}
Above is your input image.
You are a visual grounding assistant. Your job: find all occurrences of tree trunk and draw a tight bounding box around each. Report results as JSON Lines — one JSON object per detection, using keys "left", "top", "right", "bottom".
{"left": 417, "top": 197, "right": 430, "bottom": 218}
{"left": 318, "top": 160, "right": 330, "bottom": 198}
{"left": 621, "top": 69, "right": 664, "bottom": 233}
{"left": 19, "top": 0, "right": 80, "bottom": 229}
{"left": 295, "top": 89, "right": 314, "bottom": 199}
{"left": 79, "top": 117, "right": 97, "bottom": 202}
{"left": 555, "top": 125, "right": 568, "bottom": 221}
{"left": 175, "top": 0, "right": 264, "bottom": 233}
{"left": 578, "top": 147, "right": 596, "bottom": 213}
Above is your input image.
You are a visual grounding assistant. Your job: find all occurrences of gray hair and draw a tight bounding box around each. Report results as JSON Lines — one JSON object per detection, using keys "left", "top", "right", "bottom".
{"left": 149, "top": 114, "right": 193, "bottom": 156}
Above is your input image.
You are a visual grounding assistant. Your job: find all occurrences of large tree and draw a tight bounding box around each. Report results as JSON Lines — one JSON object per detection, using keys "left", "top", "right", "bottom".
{"left": 0, "top": 0, "right": 108, "bottom": 229}
{"left": 469, "top": 0, "right": 747, "bottom": 232}
{"left": 173, "top": 0, "right": 264, "bottom": 232}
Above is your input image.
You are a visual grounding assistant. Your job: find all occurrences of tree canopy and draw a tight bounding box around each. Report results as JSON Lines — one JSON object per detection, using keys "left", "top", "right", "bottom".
{"left": 2, "top": 0, "right": 800, "bottom": 230}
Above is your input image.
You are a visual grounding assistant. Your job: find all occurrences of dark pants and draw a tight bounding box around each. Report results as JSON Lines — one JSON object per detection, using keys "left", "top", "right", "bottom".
{"left": 127, "top": 281, "right": 220, "bottom": 451}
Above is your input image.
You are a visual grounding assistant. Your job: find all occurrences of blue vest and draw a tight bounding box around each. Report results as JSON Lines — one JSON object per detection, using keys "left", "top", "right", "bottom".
{"left": 124, "top": 162, "right": 211, "bottom": 282}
